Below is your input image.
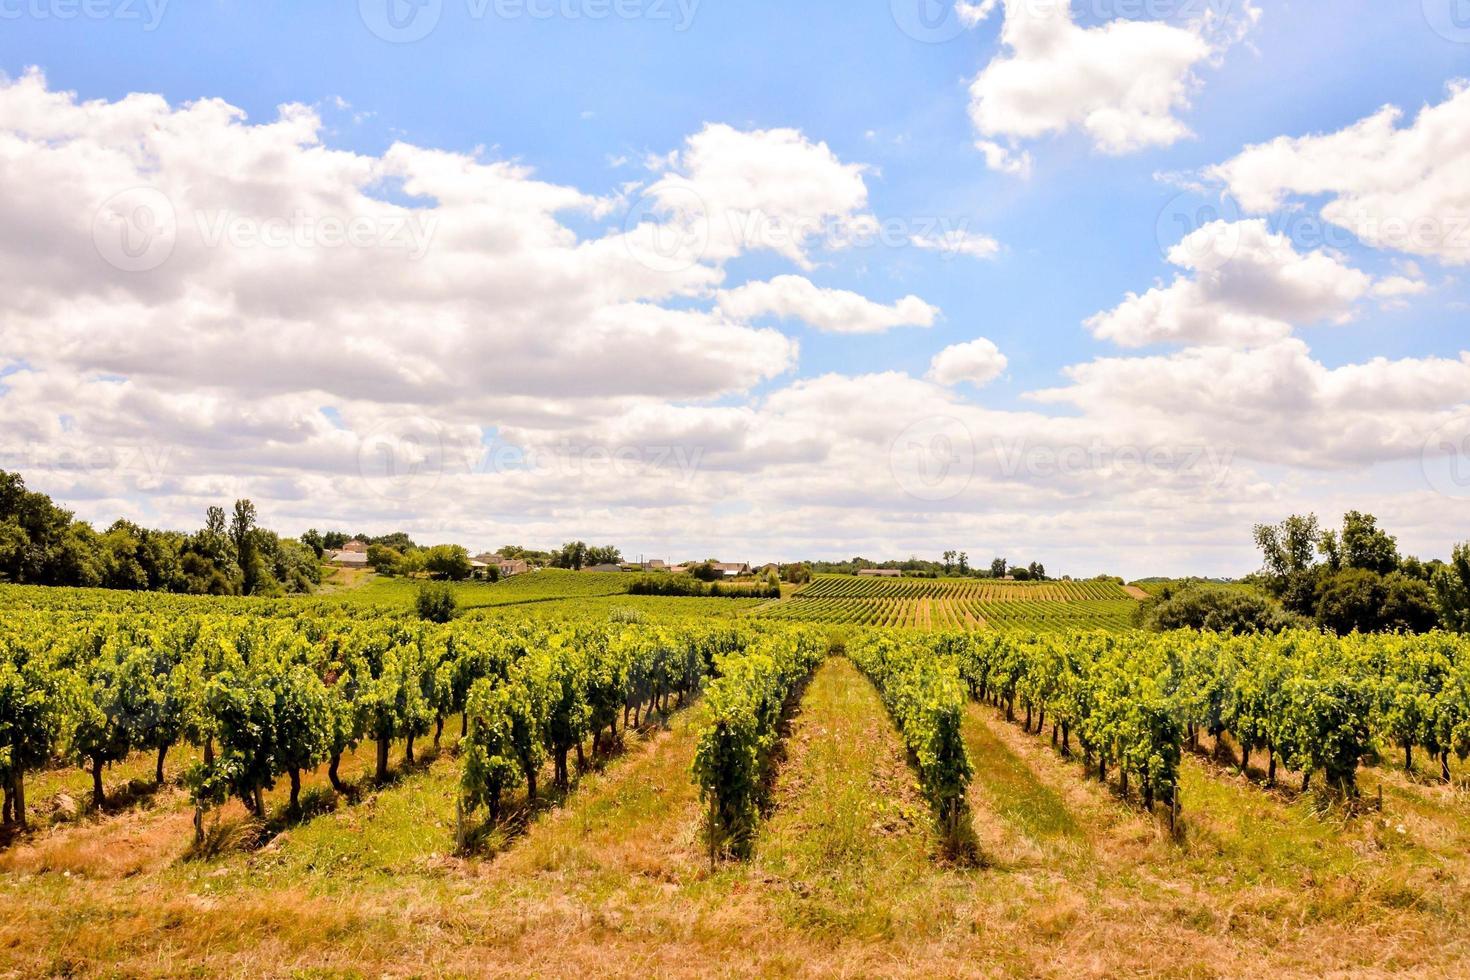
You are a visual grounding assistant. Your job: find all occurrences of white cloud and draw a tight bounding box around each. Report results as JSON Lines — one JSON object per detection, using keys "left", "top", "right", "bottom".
{"left": 928, "top": 338, "right": 1008, "bottom": 386}
{"left": 968, "top": 0, "right": 1257, "bottom": 170}
{"left": 1086, "top": 220, "right": 1389, "bottom": 348}
{"left": 1030, "top": 339, "right": 1470, "bottom": 468}
{"left": 717, "top": 275, "right": 938, "bottom": 334}
{"left": 1207, "top": 81, "right": 1470, "bottom": 265}
{"left": 637, "top": 123, "right": 873, "bottom": 269}
{"left": 909, "top": 227, "right": 1002, "bottom": 259}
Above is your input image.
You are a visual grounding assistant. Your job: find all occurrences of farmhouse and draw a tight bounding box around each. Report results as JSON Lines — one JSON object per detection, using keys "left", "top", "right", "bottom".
{"left": 475, "top": 553, "right": 530, "bottom": 577}
{"left": 711, "top": 562, "right": 751, "bottom": 578}
{"left": 340, "top": 538, "right": 368, "bottom": 554}
{"left": 857, "top": 568, "right": 901, "bottom": 578}
{"left": 327, "top": 548, "right": 368, "bottom": 567}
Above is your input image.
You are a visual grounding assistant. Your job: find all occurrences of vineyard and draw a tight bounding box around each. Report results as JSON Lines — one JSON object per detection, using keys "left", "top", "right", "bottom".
{"left": 5, "top": 579, "right": 1470, "bottom": 975}
{"left": 752, "top": 574, "right": 1140, "bottom": 631}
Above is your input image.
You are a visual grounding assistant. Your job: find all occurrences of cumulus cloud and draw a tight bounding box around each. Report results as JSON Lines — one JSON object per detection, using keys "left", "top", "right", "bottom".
{"left": 967, "top": 0, "right": 1258, "bottom": 170}
{"left": 1030, "top": 339, "right": 1470, "bottom": 467}
{"left": 717, "top": 276, "right": 938, "bottom": 334}
{"left": 1086, "top": 219, "right": 1397, "bottom": 348}
{"left": 635, "top": 123, "right": 873, "bottom": 269}
{"left": 928, "top": 338, "right": 1008, "bottom": 386}
{"left": 1206, "top": 81, "right": 1470, "bottom": 265}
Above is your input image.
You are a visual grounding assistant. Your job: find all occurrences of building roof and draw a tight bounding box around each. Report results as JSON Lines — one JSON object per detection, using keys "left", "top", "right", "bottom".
{"left": 329, "top": 549, "right": 369, "bottom": 566}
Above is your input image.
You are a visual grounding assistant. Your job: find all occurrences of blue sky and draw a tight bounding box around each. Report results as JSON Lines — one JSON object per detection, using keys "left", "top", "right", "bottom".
{"left": 1, "top": 1, "right": 1468, "bottom": 575}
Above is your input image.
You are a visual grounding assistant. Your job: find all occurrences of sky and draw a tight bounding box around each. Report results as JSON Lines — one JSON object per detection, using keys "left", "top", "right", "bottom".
{"left": 1, "top": 0, "right": 1469, "bottom": 578}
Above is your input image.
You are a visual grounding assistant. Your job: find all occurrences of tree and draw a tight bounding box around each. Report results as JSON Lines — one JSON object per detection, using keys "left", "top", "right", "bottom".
{"left": 423, "top": 545, "right": 472, "bottom": 581}
{"left": 1254, "top": 514, "right": 1321, "bottom": 579}
{"left": 1028, "top": 561, "right": 1046, "bottom": 581}
{"left": 1338, "top": 510, "right": 1400, "bottom": 575}
{"left": 585, "top": 544, "right": 622, "bottom": 566}
{"left": 301, "top": 528, "right": 325, "bottom": 559}
{"left": 942, "top": 550, "right": 955, "bottom": 575}
{"left": 367, "top": 543, "right": 407, "bottom": 575}
{"left": 555, "top": 541, "right": 589, "bottom": 571}
{"left": 1254, "top": 514, "right": 1327, "bottom": 616}
{"left": 1315, "top": 569, "right": 1439, "bottom": 635}
{"left": 1433, "top": 543, "right": 1470, "bottom": 633}
{"left": 230, "top": 500, "right": 260, "bottom": 593}
{"left": 989, "top": 557, "right": 1006, "bottom": 579}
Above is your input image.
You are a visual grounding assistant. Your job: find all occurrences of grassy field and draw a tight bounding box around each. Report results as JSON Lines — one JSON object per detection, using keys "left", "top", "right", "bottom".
{"left": 6, "top": 646, "right": 1470, "bottom": 976}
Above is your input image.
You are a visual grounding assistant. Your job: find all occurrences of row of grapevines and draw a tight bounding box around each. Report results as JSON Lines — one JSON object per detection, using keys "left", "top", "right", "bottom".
{"left": 845, "top": 632, "right": 972, "bottom": 847}
{"left": 938, "top": 631, "right": 1182, "bottom": 812}
{"left": 690, "top": 627, "right": 827, "bottom": 859}
{"left": 0, "top": 605, "right": 750, "bottom": 840}
{"left": 938, "top": 628, "right": 1470, "bottom": 810}
{"left": 458, "top": 620, "right": 746, "bottom": 831}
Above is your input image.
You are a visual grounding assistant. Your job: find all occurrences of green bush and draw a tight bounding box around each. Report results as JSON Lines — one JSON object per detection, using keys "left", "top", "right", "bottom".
{"left": 1139, "top": 585, "right": 1302, "bottom": 635}
{"left": 415, "top": 583, "right": 458, "bottom": 623}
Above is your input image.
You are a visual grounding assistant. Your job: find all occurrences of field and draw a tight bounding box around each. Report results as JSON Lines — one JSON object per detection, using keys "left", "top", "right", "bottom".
{"left": 5, "top": 573, "right": 1470, "bottom": 977}
{"left": 752, "top": 574, "right": 1140, "bottom": 631}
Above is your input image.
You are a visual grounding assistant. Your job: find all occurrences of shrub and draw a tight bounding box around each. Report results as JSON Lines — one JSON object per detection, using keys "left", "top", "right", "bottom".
{"left": 416, "top": 583, "right": 458, "bottom": 623}
{"left": 1139, "top": 585, "right": 1302, "bottom": 635}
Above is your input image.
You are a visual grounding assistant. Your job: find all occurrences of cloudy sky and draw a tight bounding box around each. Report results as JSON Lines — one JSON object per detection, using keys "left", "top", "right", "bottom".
{"left": 1, "top": 0, "right": 1469, "bottom": 577}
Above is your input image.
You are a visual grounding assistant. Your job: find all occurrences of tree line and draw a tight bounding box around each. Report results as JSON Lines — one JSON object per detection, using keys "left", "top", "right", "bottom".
{"left": 0, "top": 471, "right": 318, "bottom": 596}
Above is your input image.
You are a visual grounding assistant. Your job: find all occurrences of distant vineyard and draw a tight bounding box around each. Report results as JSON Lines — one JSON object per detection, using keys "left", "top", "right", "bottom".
{"left": 751, "top": 576, "right": 1139, "bottom": 632}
